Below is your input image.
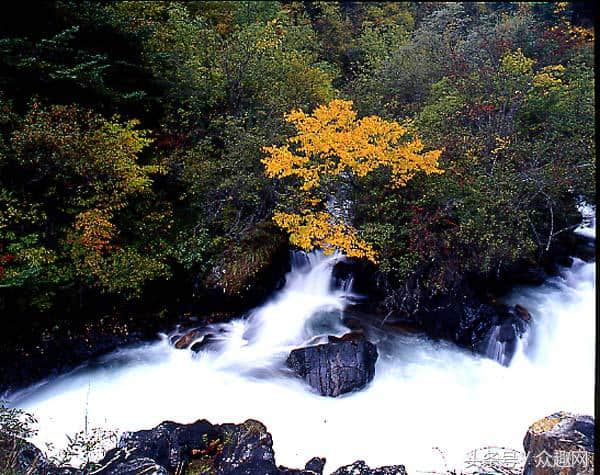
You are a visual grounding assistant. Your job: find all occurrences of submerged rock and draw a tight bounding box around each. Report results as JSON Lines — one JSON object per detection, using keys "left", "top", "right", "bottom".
{"left": 286, "top": 333, "right": 378, "bottom": 397}
{"left": 332, "top": 460, "right": 406, "bottom": 475}
{"left": 523, "top": 412, "right": 594, "bottom": 475}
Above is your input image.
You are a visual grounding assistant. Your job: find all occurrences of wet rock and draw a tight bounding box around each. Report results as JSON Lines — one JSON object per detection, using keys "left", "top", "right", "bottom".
{"left": 569, "top": 233, "right": 595, "bottom": 262}
{"left": 304, "top": 457, "right": 326, "bottom": 474}
{"left": 215, "top": 419, "right": 279, "bottom": 474}
{"left": 97, "top": 419, "right": 225, "bottom": 473}
{"left": 0, "top": 436, "right": 47, "bottom": 474}
{"left": 523, "top": 412, "right": 594, "bottom": 475}
{"left": 201, "top": 229, "right": 291, "bottom": 314}
{"left": 91, "top": 457, "right": 167, "bottom": 475}
{"left": 28, "top": 417, "right": 409, "bottom": 475}
{"left": 331, "top": 460, "right": 407, "bottom": 475}
{"left": 573, "top": 245, "right": 595, "bottom": 262}
{"left": 555, "top": 255, "right": 574, "bottom": 268}
{"left": 341, "top": 316, "right": 366, "bottom": 332}
{"left": 93, "top": 419, "right": 304, "bottom": 475}
{"left": 0, "top": 311, "right": 184, "bottom": 394}
{"left": 279, "top": 457, "right": 328, "bottom": 475}
{"left": 417, "top": 296, "right": 530, "bottom": 365}
{"left": 416, "top": 296, "right": 497, "bottom": 347}
{"left": 173, "top": 328, "right": 204, "bottom": 349}
{"left": 189, "top": 333, "right": 218, "bottom": 353}
{"left": 332, "top": 259, "right": 381, "bottom": 301}
{"left": 286, "top": 333, "right": 378, "bottom": 397}
{"left": 477, "top": 307, "right": 530, "bottom": 366}
{"left": 514, "top": 304, "right": 532, "bottom": 321}
{"left": 512, "top": 264, "right": 548, "bottom": 286}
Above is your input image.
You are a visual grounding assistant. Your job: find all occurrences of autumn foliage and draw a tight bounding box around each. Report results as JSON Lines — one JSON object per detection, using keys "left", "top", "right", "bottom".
{"left": 263, "top": 99, "right": 442, "bottom": 261}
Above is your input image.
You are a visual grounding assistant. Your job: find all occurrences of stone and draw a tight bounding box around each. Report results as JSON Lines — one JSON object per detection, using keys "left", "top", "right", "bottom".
{"left": 173, "top": 329, "right": 204, "bottom": 349}
{"left": 14, "top": 417, "right": 410, "bottom": 475}
{"left": 90, "top": 456, "right": 167, "bottom": 475}
{"left": 514, "top": 304, "right": 532, "bottom": 321}
{"left": 523, "top": 412, "right": 594, "bottom": 475}
{"left": 286, "top": 333, "right": 378, "bottom": 397}
{"left": 417, "top": 296, "right": 530, "bottom": 366}
{"left": 190, "top": 333, "right": 219, "bottom": 353}
{"left": 304, "top": 457, "right": 326, "bottom": 474}
{"left": 93, "top": 419, "right": 288, "bottom": 475}
{"left": 331, "top": 460, "right": 407, "bottom": 475}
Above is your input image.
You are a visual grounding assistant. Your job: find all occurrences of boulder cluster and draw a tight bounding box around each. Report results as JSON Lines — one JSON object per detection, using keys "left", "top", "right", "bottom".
{"left": 5, "top": 419, "right": 406, "bottom": 475}
{"left": 4, "top": 411, "right": 594, "bottom": 474}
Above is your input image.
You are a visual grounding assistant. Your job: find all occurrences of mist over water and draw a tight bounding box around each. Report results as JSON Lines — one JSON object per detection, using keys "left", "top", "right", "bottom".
{"left": 7, "top": 217, "right": 595, "bottom": 473}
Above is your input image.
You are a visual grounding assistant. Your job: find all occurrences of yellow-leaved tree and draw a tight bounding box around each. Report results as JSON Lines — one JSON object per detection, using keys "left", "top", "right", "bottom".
{"left": 262, "top": 99, "right": 442, "bottom": 262}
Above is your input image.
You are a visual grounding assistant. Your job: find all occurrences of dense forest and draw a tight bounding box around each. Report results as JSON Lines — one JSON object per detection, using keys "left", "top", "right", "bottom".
{"left": 0, "top": 1, "right": 595, "bottom": 325}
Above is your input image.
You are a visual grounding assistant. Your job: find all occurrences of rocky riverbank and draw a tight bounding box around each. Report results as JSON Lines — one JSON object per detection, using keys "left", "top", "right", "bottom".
{"left": 333, "top": 229, "right": 595, "bottom": 365}
{"left": 0, "top": 312, "right": 182, "bottom": 395}
{"left": 3, "top": 412, "right": 594, "bottom": 475}
{"left": 4, "top": 418, "right": 407, "bottom": 475}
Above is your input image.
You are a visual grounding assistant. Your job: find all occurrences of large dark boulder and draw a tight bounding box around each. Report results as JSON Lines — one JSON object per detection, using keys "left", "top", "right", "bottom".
{"left": 416, "top": 297, "right": 530, "bottom": 365}
{"left": 93, "top": 419, "right": 321, "bottom": 475}
{"left": 331, "top": 460, "right": 406, "bottom": 475}
{"left": 417, "top": 296, "right": 498, "bottom": 347}
{"left": 286, "top": 333, "right": 378, "bottom": 397}
{"left": 523, "top": 412, "right": 594, "bottom": 475}
{"left": 559, "top": 232, "right": 595, "bottom": 264}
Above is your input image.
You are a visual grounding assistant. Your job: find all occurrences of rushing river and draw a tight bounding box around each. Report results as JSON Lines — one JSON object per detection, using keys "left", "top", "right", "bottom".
{"left": 6, "top": 212, "right": 595, "bottom": 474}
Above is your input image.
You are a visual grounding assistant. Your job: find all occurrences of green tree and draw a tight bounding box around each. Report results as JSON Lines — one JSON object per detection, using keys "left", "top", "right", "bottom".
{"left": 0, "top": 102, "right": 170, "bottom": 308}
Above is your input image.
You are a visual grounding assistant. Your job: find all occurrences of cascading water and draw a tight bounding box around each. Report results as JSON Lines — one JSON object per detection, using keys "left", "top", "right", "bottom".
{"left": 166, "top": 250, "right": 354, "bottom": 372}
{"left": 6, "top": 214, "right": 595, "bottom": 474}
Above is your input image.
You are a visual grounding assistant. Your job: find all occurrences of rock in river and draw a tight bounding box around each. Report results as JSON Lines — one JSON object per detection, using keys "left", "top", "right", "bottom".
{"left": 173, "top": 328, "right": 204, "bottom": 349}
{"left": 286, "top": 333, "right": 378, "bottom": 397}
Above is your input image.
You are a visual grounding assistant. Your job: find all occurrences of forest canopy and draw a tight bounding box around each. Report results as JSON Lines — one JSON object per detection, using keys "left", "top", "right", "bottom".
{"left": 0, "top": 1, "right": 594, "bottom": 317}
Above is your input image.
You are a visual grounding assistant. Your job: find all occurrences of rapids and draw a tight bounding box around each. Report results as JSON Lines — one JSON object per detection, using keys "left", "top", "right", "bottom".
{"left": 6, "top": 214, "right": 595, "bottom": 474}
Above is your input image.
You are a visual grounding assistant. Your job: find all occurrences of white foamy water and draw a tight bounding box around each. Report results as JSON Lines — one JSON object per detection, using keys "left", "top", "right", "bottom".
{"left": 6, "top": 218, "right": 595, "bottom": 474}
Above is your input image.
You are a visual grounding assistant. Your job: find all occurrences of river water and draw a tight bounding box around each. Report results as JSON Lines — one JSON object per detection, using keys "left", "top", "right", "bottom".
{"left": 7, "top": 214, "right": 595, "bottom": 474}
